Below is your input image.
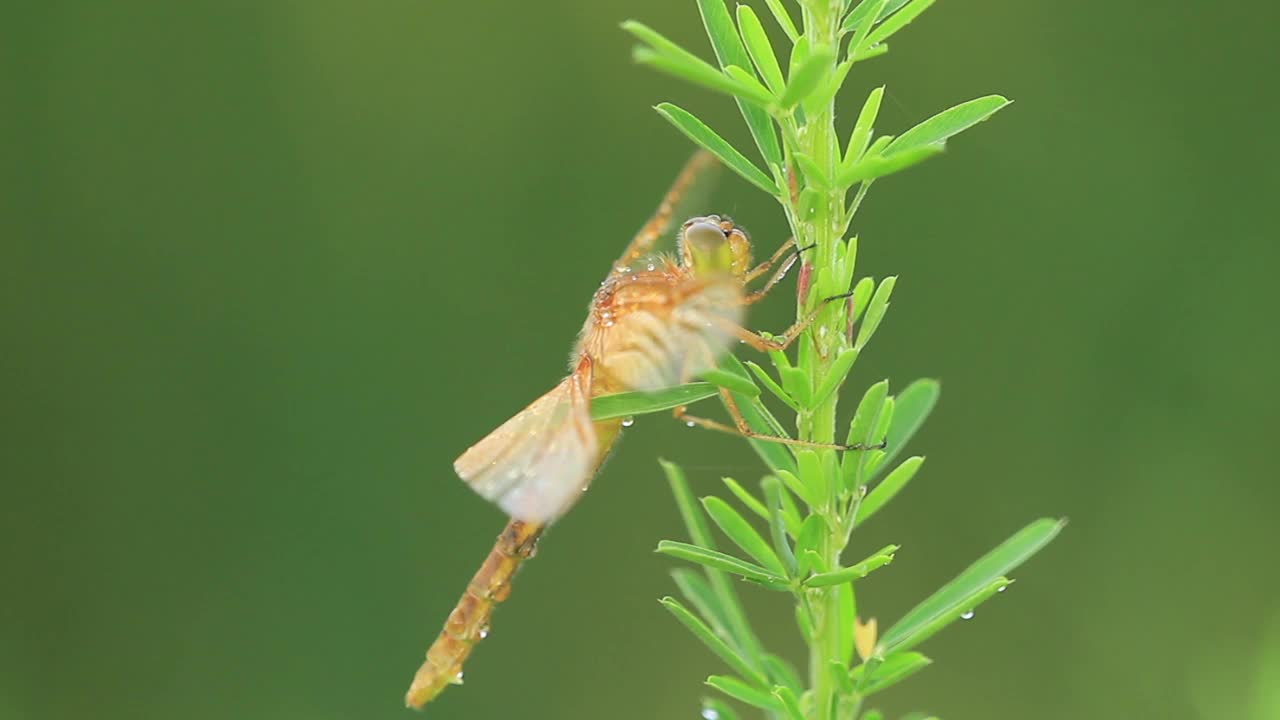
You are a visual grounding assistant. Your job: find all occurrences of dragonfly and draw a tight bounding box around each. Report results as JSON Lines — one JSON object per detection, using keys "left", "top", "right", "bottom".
{"left": 404, "top": 151, "right": 861, "bottom": 709}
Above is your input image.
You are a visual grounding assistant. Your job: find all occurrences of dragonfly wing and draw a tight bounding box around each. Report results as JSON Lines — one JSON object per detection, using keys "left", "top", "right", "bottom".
{"left": 614, "top": 151, "right": 721, "bottom": 272}
{"left": 600, "top": 277, "right": 744, "bottom": 392}
{"left": 453, "top": 371, "right": 597, "bottom": 525}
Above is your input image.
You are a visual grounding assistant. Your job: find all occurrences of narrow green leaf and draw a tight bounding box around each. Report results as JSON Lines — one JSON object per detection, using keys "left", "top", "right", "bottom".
{"left": 865, "top": 135, "right": 894, "bottom": 155}
{"left": 811, "top": 348, "right": 860, "bottom": 409}
{"left": 775, "top": 469, "right": 813, "bottom": 508}
{"left": 794, "top": 515, "right": 825, "bottom": 574}
{"left": 873, "top": 397, "right": 894, "bottom": 443}
{"left": 844, "top": 86, "right": 885, "bottom": 169}
{"left": 767, "top": 347, "right": 792, "bottom": 372}
{"left": 655, "top": 103, "right": 778, "bottom": 195}
{"left": 671, "top": 569, "right": 734, "bottom": 645}
{"left": 810, "top": 55, "right": 855, "bottom": 113}
{"left": 773, "top": 686, "right": 805, "bottom": 720}
{"left": 861, "top": 711, "right": 884, "bottom": 720}
{"left": 764, "top": 655, "right": 804, "bottom": 695}
{"left": 787, "top": 35, "right": 809, "bottom": 80}
{"left": 847, "top": 0, "right": 890, "bottom": 58}
{"left": 836, "top": 236, "right": 859, "bottom": 294}
{"left": 660, "top": 597, "right": 767, "bottom": 684}
{"left": 796, "top": 449, "right": 827, "bottom": 508}
{"left": 848, "top": 276, "right": 876, "bottom": 328}
{"left": 592, "top": 383, "right": 719, "bottom": 420}
{"left": 829, "top": 660, "right": 855, "bottom": 694}
{"left": 722, "top": 477, "right": 770, "bottom": 523}
{"left": 633, "top": 48, "right": 773, "bottom": 107}
{"left": 887, "top": 577, "right": 1011, "bottom": 655}
{"left": 837, "top": 145, "right": 944, "bottom": 187}
{"left": 625, "top": 17, "right": 773, "bottom": 109}
{"left": 855, "top": 276, "right": 897, "bottom": 350}
{"left": 866, "top": 0, "right": 937, "bottom": 48}
{"left": 841, "top": 0, "right": 912, "bottom": 33}
{"left": 854, "top": 42, "right": 890, "bottom": 62}
{"left": 694, "top": 0, "right": 783, "bottom": 166}
{"left": 763, "top": 0, "right": 800, "bottom": 41}
{"left": 886, "top": 95, "right": 1011, "bottom": 157}
{"left": 718, "top": 354, "right": 799, "bottom": 475}
{"left": 623, "top": 21, "right": 776, "bottom": 107}
{"left": 845, "top": 380, "right": 889, "bottom": 450}
{"left": 793, "top": 152, "right": 833, "bottom": 190}
{"left": 658, "top": 540, "right": 785, "bottom": 586}
{"left": 860, "top": 396, "right": 893, "bottom": 477}
{"left": 881, "top": 518, "right": 1066, "bottom": 652}
{"left": 794, "top": 603, "right": 814, "bottom": 639}
{"left": 663, "top": 459, "right": 716, "bottom": 548}
{"left": 761, "top": 476, "right": 798, "bottom": 575}
{"left": 745, "top": 361, "right": 800, "bottom": 412}
{"left": 706, "top": 676, "right": 783, "bottom": 711}
{"left": 723, "top": 65, "right": 776, "bottom": 105}
{"left": 780, "top": 45, "right": 835, "bottom": 108}
{"left": 856, "top": 456, "right": 924, "bottom": 525}
{"left": 804, "top": 544, "right": 898, "bottom": 586}
{"left": 663, "top": 460, "right": 768, "bottom": 674}
{"left": 622, "top": 20, "right": 702, "bottom": 63}
{"left": 843, "top": 380, "right": 889, "bottom": 490}
{"left": 703, "top": 497, "right": 786, "bottom": 575}
{"left": 736, "top": 5, "right": 785, "bottom": 94}
{"left": 778, "top": 366, "right": 813, "bottom": 407}
{"left": 701, "top": 699, "right": 742, "bottom": 720}
{"left": 870, "top": 379, "right": 939, "bottom": 480}
{"left": 770, "top": 474, "right": 805, "bottom": 534}
{"left": 852, "top": 651, "right": 932, "bottom": 694}
{"left": 701, "top": 367, "right": 761, "bottom": 397}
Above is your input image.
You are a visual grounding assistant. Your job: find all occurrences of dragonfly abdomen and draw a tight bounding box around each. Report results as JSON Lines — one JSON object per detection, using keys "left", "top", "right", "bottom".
{"left": 405, "top": 519, "right": 543, "bottom": 709}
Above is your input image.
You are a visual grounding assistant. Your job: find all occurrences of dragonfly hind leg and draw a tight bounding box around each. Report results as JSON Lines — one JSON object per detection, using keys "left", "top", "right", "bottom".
{"left": 730, "top": 291, "right": 854, "bottom": 352}
{"left": 673, "top": 387, "right": 880, "bottom": 452}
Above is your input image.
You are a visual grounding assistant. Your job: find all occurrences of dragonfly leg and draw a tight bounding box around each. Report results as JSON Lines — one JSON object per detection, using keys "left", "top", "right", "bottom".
{"left": 743, "top": 238, "right": 798, "bottom": 282}
{"left": 733, "top": 291, "right": 854, "bottom": 351}
{"left": 674, "top": 387, "right": 873, "bottom": 451}
{"left": 742, "top": 240, "right": 816, "bottom": 306}
{"left": 615, "top": 151, "right": 719, "bottom": 270}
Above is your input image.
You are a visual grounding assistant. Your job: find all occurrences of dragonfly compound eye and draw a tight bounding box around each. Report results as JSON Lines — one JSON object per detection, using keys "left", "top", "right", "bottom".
{"left": 681, "top": 217, "right": 736, "bottom": 274}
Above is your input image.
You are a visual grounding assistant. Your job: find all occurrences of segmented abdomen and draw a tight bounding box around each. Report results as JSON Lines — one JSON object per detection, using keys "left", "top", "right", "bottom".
{"left": 404, "top": 519, "right": 542, "bottom": 709}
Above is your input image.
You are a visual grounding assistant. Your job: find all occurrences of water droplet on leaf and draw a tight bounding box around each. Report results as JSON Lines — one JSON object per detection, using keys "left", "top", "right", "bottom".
{"left": 621, "top": 416, "right": 635, "bottom": 427}
{"left": 960, "top": 610, "right": 975, "bottom": 620}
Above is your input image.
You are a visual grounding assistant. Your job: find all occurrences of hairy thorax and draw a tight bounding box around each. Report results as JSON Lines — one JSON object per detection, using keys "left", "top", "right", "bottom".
{"left": 572, "top": 255, "right": 741, "bottom": 394}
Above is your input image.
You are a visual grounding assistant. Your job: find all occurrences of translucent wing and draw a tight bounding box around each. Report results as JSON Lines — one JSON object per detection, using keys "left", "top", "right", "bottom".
{"left": 613, "top": 151, "right": 722, "bottom": 272}
{"left": 454, "top": 369, "right": 596, "bottom": 524}
{"left": 595, "top": 275, "right": 744, "bottom": 392}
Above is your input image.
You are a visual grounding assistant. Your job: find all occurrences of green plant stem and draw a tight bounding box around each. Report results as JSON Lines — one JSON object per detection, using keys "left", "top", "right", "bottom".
{"left": 794, "top": 6, "right": 846, "bottom": 720}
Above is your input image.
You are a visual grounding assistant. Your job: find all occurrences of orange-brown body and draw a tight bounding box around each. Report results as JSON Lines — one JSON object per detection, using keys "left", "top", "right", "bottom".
{"left": 405, "top": 153, "right": 770, "bottom": 709}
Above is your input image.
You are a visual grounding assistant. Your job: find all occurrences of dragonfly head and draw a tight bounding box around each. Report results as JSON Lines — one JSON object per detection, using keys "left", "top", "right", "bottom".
{"left": 679, "top": 215, "right": 752, "bottom": 278}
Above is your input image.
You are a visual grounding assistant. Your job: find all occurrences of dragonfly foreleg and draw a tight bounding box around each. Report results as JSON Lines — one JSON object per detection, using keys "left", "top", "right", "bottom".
{"left": 730, "top": 291, "right": 854, "bottom": 351}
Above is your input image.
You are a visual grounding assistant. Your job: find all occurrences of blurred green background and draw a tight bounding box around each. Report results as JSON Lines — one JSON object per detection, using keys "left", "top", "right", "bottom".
{"left": 4, "top": 2, "right": 1278, "bottom": 719}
